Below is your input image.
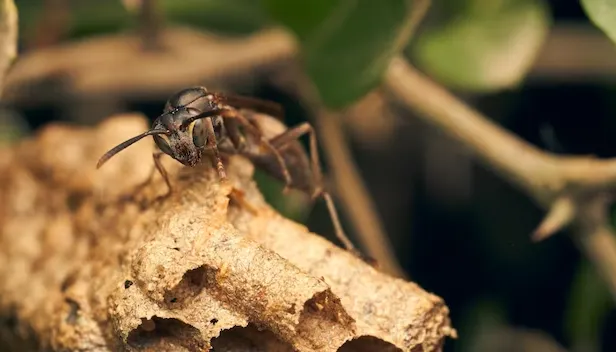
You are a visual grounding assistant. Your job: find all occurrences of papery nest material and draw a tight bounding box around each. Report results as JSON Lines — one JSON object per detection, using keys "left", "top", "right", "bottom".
{"left": 0, "top": 114, "right": 456, "bottom": 351}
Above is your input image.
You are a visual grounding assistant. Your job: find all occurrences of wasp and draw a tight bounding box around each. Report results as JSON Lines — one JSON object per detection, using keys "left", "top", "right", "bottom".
{"left": 96, "top": 87, "right": 369, "bottom": 262}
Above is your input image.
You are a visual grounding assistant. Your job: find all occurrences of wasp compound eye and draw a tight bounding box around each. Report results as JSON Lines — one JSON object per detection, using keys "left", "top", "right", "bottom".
{"left": 188, "top": 119, "right": 207, "bottom": 148}
{"left": 153, "top": 134, "right": 173, "bottom": 156}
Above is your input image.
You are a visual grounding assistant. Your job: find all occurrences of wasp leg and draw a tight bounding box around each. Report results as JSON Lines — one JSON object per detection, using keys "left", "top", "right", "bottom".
{"left": 269, "top": 122, "right": 322, "bottom": 199}
{"left": 267, "top": 123, "right": 370, "bottom": 261}
{"left": 130, "top": 152, "right": 172, "bottom": 194}
{"left": 222, "top": 109, "right": 292, "bottom": 188}
{"left": 119, "top": 152, "right": 172, "bottom": 207}
{"left": 221, "top": 113, "right": 247, "bottom": 151}
{"left": 203, "top": 116, "right": 227, "bottom": 181}
{"left": 152, "top": 151, "right": 173, "bottom": 195}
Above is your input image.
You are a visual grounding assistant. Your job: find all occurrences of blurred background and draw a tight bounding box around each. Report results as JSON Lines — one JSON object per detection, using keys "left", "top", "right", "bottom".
{"left": 2, "top": 0, "right": 616, "bottom": 351}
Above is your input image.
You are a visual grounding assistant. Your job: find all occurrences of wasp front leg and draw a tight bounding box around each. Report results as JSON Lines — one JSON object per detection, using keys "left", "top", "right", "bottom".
{"left": 202, "top": 116, "right": 227, "bottom": 181}
{"left": 152, "top": 151, "right": 173, "bottom": 195}
{"left": 121, "top": 152, "right": 173, "bottom": 207}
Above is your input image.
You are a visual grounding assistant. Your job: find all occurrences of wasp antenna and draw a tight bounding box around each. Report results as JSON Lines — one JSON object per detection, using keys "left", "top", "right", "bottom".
{"left": 96, "top": 130, "right": 168, "bottom": 169}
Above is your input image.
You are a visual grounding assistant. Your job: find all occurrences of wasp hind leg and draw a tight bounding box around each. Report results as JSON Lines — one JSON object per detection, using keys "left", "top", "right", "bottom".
{"left": 267, "top": 123, "right": 376, "bottom": 265}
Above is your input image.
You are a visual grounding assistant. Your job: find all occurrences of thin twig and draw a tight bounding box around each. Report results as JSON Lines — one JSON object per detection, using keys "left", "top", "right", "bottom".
{"left": 139, "top": 0, "right": 162, "bottom": 51}
{"left": 386, "top": 58, "right": 558, "bottom": 203}
{"left": 396, "top": 0, "right": 432, "bottom": 51}
{"left": 385, "top": 57, "right": 616, "bottom": 300}
{"left": 315, "top": 108, "right": 407, "bottom": 278}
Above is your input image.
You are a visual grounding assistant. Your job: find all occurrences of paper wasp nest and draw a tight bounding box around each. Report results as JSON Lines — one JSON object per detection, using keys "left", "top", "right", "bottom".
{"left": 0, "top": 115, "right": 456, "bottom": 351}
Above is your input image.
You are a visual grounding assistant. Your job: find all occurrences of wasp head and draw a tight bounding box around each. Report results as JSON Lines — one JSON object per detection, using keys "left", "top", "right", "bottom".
{"left": 96, "top": 87, "right": 225, "bottom": 170}
{"left": 151, "top": 107, "right": 208, "bottom": 167}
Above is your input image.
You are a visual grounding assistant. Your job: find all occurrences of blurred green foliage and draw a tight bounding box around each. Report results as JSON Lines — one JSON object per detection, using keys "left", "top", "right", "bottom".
{"left": 582, "top": 0, "right": 616, "bottom": 46}
{"left": 409, "top": 0, "right": 551, "bottom": 92}
{"left": 252, "top": 170, "right": 310, "bottom": 223}
{"left": 161, "top": 0, "right": 270, "bottom": 35}
{"left": 17, "top": 0, "right": 132, "bottom": 40}
{"left": 12, "top": 0, "right": 616, "bottom": 98}
{"left": 264, "top": 0, "right": 413, "bottom": 108}
{"left": 16, "top": 0, "right": 270, "bottom": 42}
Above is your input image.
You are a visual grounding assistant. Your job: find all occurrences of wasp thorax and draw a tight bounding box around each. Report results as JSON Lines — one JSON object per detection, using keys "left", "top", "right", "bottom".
{"left": 165, "top": 86, "right": 215, "bottom": 113}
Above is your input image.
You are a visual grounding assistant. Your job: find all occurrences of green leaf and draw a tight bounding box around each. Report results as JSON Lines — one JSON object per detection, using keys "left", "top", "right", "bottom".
{"left": 161, "top": 0, "right": 270, "bottom": 35}
{"left": 582, "top": 0, "right": 616, "bottom": 45}
{"left": 264, "top": 0, "right": 415, "bottom": 108}
{"left": 409, "top": 0, "right": 551, "bottom": 92}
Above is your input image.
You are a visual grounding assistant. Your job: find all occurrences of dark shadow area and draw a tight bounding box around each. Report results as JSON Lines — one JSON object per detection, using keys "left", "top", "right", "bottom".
{"left": 211, "top": 324, "right": 295, "bottom": 352}
{"left": 339, "top": 335, "right": 406, "bottom": 352}
{"left": 164, "top": 265, "right": 209, "bottom": 307}
{"left": 127, "top": 316, "right": 206, "bottom": 351}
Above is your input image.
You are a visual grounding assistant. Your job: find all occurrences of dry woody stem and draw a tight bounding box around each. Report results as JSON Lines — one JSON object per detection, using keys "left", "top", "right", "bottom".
{"left": 314, "top": 109, "right": 406, "bottom": 278}
{"left": 0, "top": 115, "right": 455, "bottom": 351}
{"left": 385, "top": 57, "right": 616, "bottom": 301}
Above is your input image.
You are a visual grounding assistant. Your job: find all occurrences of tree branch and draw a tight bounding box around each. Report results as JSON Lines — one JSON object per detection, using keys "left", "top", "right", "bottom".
{"left": 3, "top": 27, "right": 297, "bottom": 105}
{"left": 385, "top": 57, "right": 616, "bottom": 300}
